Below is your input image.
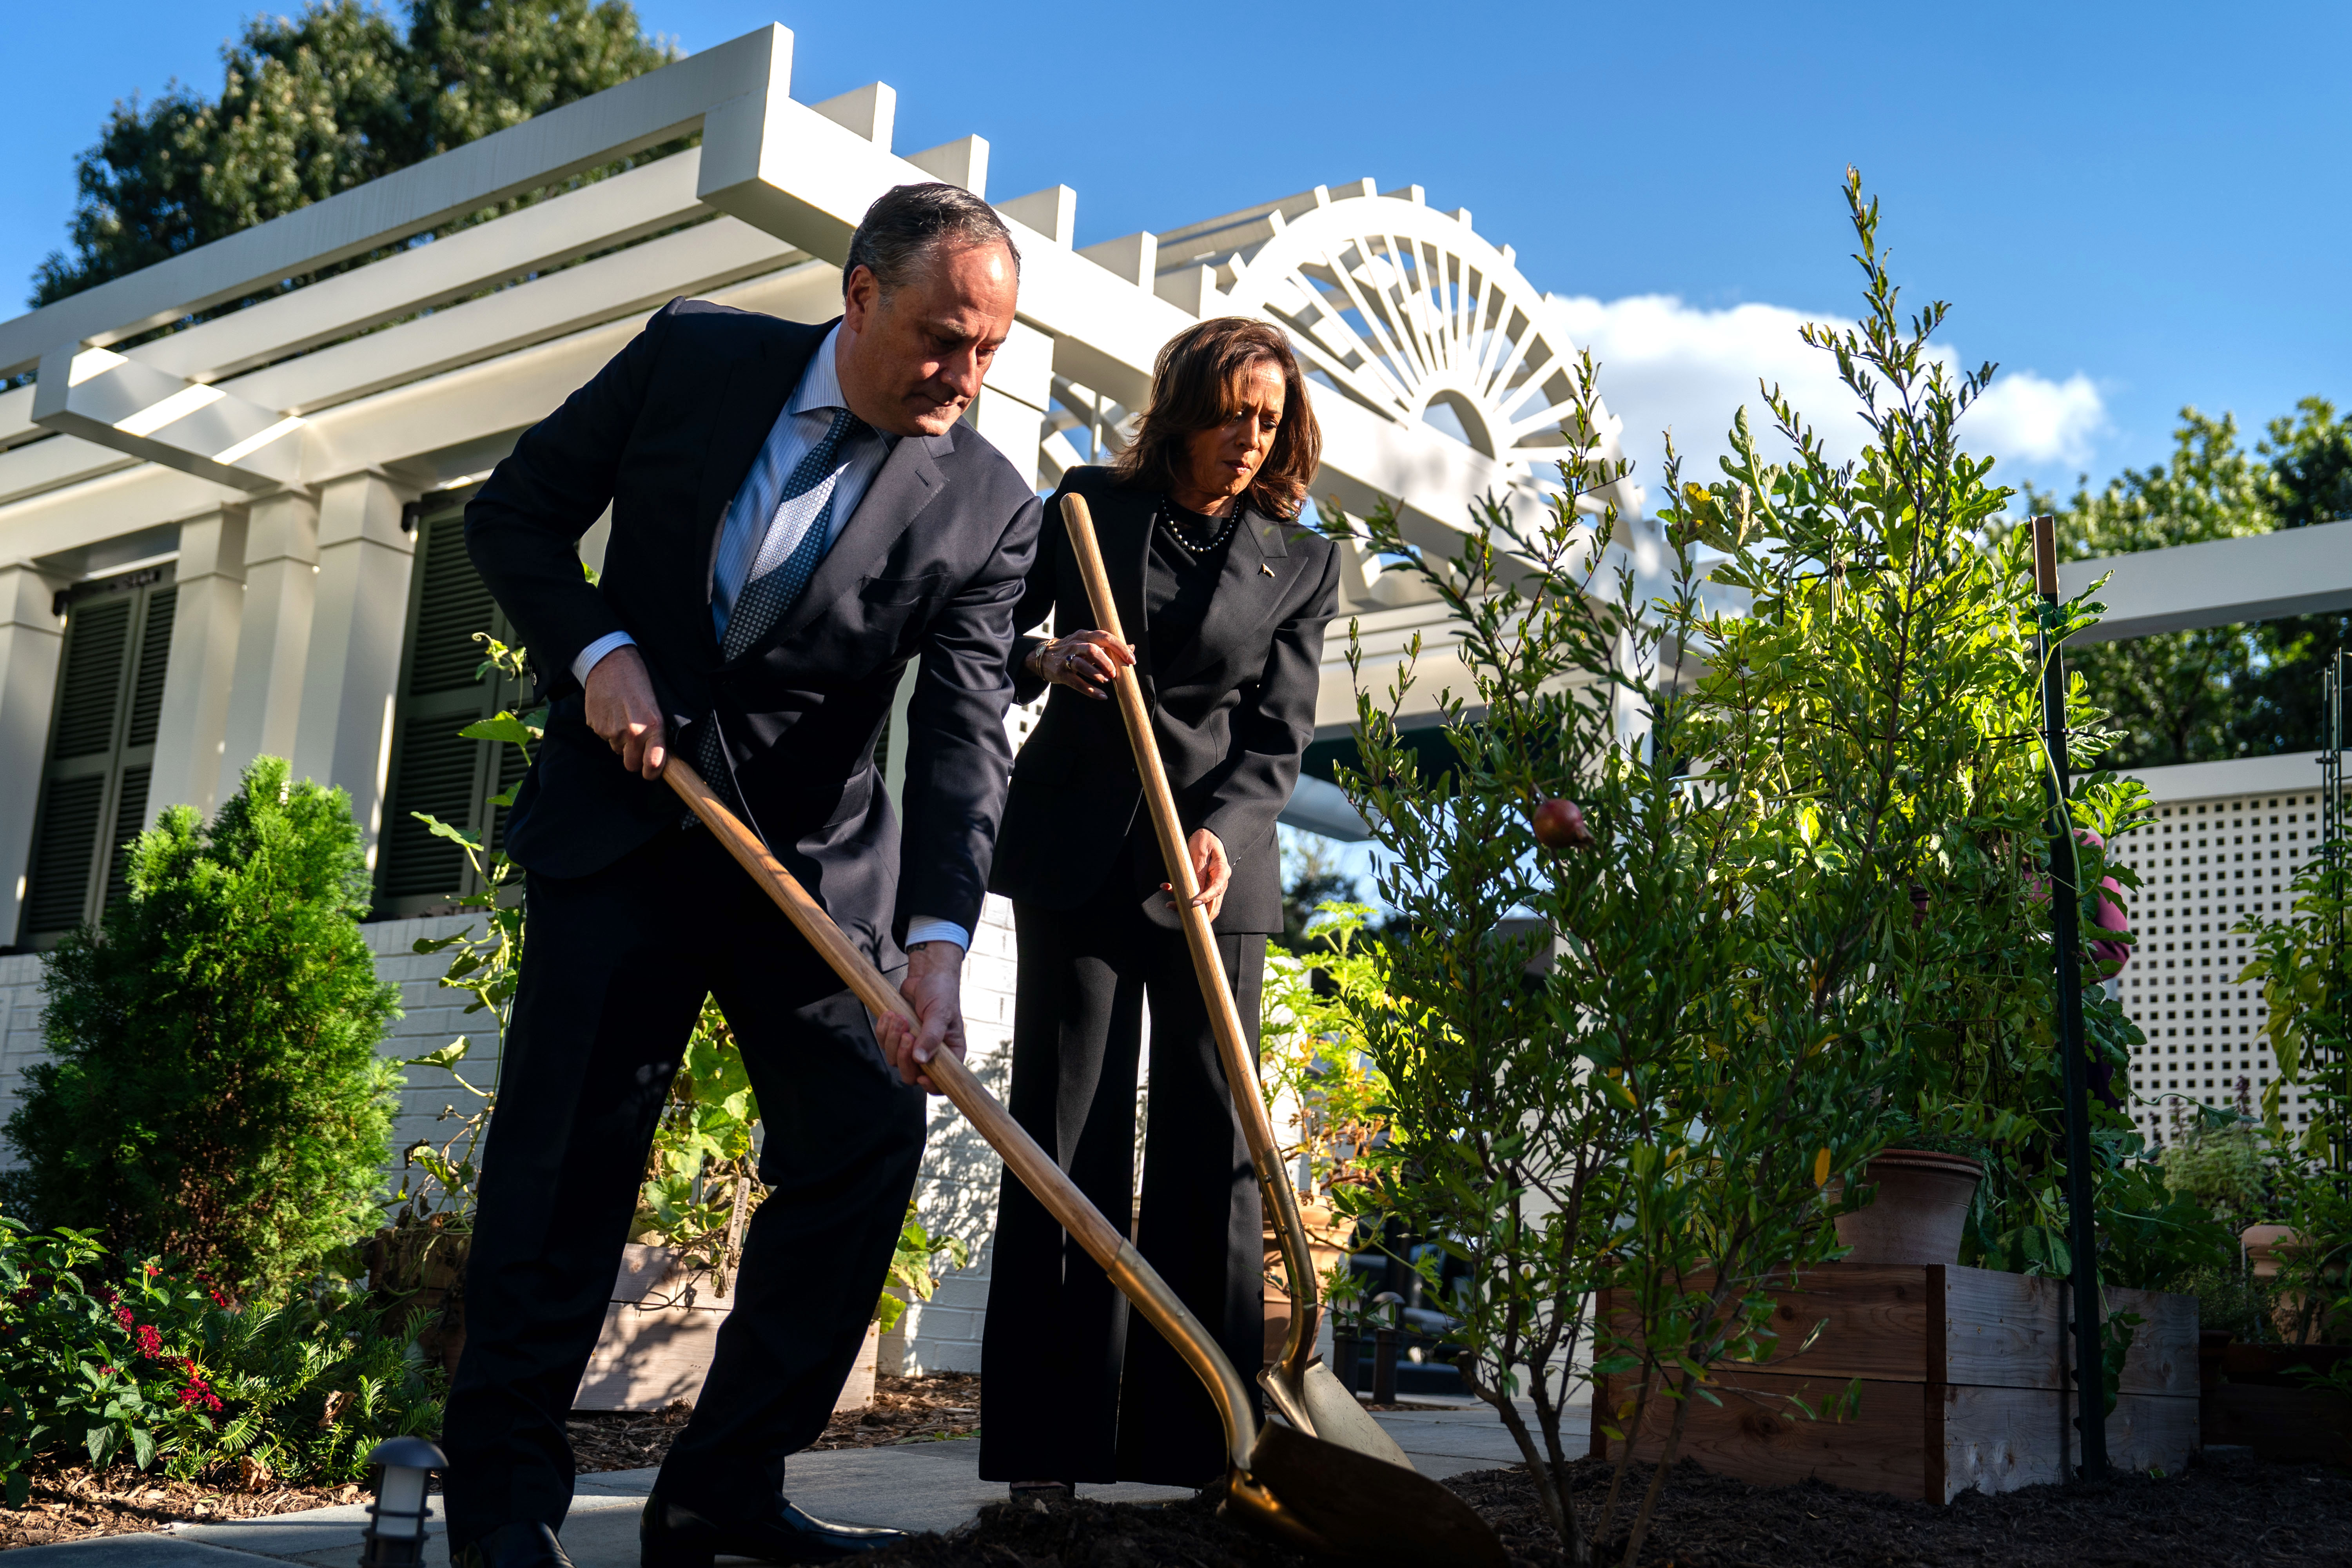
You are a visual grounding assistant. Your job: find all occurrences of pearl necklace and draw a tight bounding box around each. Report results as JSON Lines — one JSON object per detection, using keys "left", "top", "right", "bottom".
{"left": 1160, "top": 496, "right": 1241, "bottom": 554}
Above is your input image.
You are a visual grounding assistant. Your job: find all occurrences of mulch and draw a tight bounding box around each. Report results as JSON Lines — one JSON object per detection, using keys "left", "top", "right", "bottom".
{"left": 0, "top": 1374, "right": 984, "bottom": 1552}
{"left": 12, "top": 1394, "right": 2349, "bottom": 1564}
{"left": 860, "top": 1451, "right": 2352, "bottom": 1568}
{"left": 1447, "top": 1452, "right": 2352, "bottom": 1568}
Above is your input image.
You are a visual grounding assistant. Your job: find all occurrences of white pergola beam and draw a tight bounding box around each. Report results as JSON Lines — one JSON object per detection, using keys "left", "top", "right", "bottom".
{"left": 0, "top": 26, "right": 792, "bottom": 377}
{"left": 132, "top": 152, "right": 710, "bottom": 385}
{"left": 2060, "top": 516, "right": 2352, "bottom": 643}
{"left": 31, "top": 347, "right": 303, "bottom": 492}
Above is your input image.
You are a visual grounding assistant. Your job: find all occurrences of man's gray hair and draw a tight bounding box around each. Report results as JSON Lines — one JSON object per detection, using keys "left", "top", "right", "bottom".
{"left": 844, "top": 183, "right": 1020, "bottom": 298}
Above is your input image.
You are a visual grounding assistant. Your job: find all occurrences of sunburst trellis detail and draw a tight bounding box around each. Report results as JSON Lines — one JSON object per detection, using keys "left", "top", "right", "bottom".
{"left": 1149, "top": 180, "right": 1636, "bottom": 516}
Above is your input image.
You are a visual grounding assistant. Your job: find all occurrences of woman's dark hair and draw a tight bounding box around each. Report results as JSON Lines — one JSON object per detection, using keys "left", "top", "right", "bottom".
{"left": 845, "top": 182, "right": 1020, "bottom": 298}
{"left": 1114, "top": 318, "right": 1321, "bottom": 520}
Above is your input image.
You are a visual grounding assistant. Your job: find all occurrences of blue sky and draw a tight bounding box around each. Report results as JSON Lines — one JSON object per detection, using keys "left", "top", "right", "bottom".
{"left": 6, "top": 0, "right": 2349, "bottom": 502}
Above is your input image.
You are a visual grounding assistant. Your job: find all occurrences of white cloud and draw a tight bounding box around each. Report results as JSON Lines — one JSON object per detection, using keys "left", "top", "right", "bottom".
{"left": 1548, "top": 293, "right": 2106, "bottom": 499}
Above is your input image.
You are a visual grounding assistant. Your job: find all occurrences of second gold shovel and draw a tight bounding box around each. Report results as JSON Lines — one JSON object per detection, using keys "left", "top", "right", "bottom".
{"left": 1057, "top": 492, "right": 1410, "bottom": 1469}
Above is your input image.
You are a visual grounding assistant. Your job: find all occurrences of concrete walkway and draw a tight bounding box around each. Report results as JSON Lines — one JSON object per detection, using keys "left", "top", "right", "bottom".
{"left": 5, "top": 1407, "right": 1577, "bottom": 1568}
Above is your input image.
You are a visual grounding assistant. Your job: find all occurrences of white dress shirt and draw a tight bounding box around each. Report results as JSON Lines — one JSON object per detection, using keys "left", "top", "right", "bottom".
{"left": 573, "top": 325, "right": 967, "bottom": 952}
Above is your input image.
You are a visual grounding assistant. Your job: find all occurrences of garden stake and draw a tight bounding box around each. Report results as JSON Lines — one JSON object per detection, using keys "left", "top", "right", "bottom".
{"left": 1059, "top": 491, "right": 1415, "bottom": 1471}
{"left": 2033, "top": 514, "right": 2107, "bottom": 1479}
{"left": 660, "top": 754, "right": 1507, "bottom": 1567}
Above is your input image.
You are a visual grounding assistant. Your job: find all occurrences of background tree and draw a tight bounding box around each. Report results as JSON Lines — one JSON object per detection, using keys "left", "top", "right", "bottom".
{"left": 33, "top": 0, "right": 675, "bottom": 306}
{"left": 1274, "top": 826, "right": 1358, "bottom": 953}
{"left": 2030, "top": 398, "right": 2352, "bottom": 768}
{"left": 5, "top": 759, "right": 401, "bottom": 1299}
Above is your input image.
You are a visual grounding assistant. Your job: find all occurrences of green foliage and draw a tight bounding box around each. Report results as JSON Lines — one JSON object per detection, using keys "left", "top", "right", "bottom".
{"left": 0, "top": 1220, "right": 441, "bottom": 1503}
{"left": 34, "top": 0, "right": 677, "bottom": 306}
{"left": 631, "top": 998, "right": 766, "bottom": 1290}
{"left": 5, "top": 759, "right": 400, "bottom": 1300}
{"left": 1258, "top": 904, "right": 1391, "bottom": 1210}
{"left": 1273, "top": 829, "right": 1360, "bottom": 955}
{"left": 396, "top": 633, "right": 537, "bottom": 1222}
{"left": 2178, "top": 1262, "right": 2278, "bottom": 1344}
{"left": 2160, "top": 1113, "right": 2272, "bottom": 1230}
{"left": 876, "top": 1205, "right": 969, "bottom": 1335}
{"left": 1332, "top": 259, "right": 1915, "bottom": 1556}
{"left": 2029, "top": 398, "right": 2352, "bottom": 767}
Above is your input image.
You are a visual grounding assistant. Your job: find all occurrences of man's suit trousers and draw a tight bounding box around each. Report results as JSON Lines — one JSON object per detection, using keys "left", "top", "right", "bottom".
{"left": 441, "top": 827, "right": 925, "bottom": 1546}
{"left": 977, "top": 862, "right": 1265, "bottom": 1487}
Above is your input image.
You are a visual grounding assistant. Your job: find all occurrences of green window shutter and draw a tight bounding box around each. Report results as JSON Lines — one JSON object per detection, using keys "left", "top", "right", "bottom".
{"left": 105, "top": 768, "right": 152, "bottom": 910}
{"left": 49, "top": 600, "right": 131, "bottom": 760}
{"left": 125, "top": 588, "right": 175, "bottom": 749}
{"left": 20, "top": 570, "right": 176, "bottom": 945}
{"left": 23, "top": 776, "right": 107, "bottom": 935}
{"left": 377, "top": 500, "right": 525, "bottom": 916}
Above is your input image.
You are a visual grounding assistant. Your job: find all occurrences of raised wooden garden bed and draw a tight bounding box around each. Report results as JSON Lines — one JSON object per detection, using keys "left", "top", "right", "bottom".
{"left": 1590, "top": 1263, "right": 2197, "bottom": 1502}
{"left": 2201, "top": 1340, "right": 2352, "bottom": 1465}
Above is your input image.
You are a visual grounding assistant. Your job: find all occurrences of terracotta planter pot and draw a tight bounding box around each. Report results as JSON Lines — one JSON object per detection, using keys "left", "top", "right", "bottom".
{"left": 2243, "top": 1223, "right": 2347, "bottom": 1341}
{"left": 1829, "top": 1149, "right": 1984, "bottom": 1266}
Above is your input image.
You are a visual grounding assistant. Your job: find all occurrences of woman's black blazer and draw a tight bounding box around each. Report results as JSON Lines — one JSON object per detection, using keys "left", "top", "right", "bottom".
{"left": 987, "top": 467, "right": 1341, "bottom": 935}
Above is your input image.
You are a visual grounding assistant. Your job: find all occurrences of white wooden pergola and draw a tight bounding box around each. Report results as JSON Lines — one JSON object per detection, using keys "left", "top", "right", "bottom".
{"left": 0, "top": 22, "right": 1641, "bottom": 939}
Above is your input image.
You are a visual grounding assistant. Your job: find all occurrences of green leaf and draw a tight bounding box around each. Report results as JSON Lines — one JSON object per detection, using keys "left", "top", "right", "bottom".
{"left": 459, "top": 715, "right": 537, "bottom": 746}
{"left": 412, "top": 812, "right": 485, "bottom": 851}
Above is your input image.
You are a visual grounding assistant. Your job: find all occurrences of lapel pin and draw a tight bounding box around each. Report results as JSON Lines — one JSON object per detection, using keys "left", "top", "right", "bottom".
{"left": 1260, "top": 562, "right": 1276, "bottom": 578}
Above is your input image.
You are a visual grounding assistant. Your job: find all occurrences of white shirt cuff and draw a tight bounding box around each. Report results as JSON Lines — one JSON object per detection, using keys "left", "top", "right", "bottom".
{"left": 572, "top": 630, "right": 636, "bottom": 686}
{"left": 904, "top": 918, "right": 970, "bottom": 952}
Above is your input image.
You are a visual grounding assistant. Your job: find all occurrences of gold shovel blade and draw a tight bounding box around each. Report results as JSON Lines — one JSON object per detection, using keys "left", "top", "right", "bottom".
{"left": 1245, "top": 1420, "right": 1510, "bottom": 1567}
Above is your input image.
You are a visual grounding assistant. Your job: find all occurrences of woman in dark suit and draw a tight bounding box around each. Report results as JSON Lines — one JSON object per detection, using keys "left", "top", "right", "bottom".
{"left": 979, "top": 318, "right": 1340, "bottom": 1495}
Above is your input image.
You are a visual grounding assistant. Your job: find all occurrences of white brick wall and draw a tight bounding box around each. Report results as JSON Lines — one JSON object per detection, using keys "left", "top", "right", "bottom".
{"left": 885, "top": 893, "right": 1018, "bottom": 1375}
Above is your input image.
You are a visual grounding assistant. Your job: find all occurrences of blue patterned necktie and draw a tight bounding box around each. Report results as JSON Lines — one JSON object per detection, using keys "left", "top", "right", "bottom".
{"left": 721, "top": 406, "right": 870, "bottom": 660}
{"left": 695, "top": 405, "right": 869, "bottom": 811}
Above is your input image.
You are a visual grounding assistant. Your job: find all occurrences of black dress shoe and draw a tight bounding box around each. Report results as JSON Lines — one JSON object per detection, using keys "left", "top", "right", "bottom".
{"left": 641, "top": 1491, "right": 907, "bottom": 1566}
{"left": 452, "top": 1523, "right": 574, "bottom": 1568}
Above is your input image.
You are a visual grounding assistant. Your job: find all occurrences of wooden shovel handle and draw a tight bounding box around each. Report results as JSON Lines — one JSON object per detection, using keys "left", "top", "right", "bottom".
{"left": 661, "top": 755, "right": 1260, "bottom": 1467}
{"left": 664, "top": 759, "right": 1123, "bottom": 1246}
{"left": 1058, "top": 494, "right": 1326, "bottom": 1368}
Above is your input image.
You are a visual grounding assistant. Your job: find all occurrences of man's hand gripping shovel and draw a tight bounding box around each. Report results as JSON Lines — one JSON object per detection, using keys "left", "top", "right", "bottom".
{"left": 660, "top": 694, "right": 1503, "bottom": 1559}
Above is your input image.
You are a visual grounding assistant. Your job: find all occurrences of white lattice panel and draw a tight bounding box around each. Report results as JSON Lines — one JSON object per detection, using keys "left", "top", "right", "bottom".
{"left": 2108, "top": 784, "right": 2338, "bottom": 1142}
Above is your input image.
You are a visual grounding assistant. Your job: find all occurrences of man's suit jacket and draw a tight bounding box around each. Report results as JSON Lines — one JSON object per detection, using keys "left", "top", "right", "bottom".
{"left": 466, "top": 298, "right": 1043, "bottom": 960}
{"left": 987, "top": 467, "right": 1339, "bottom": 935}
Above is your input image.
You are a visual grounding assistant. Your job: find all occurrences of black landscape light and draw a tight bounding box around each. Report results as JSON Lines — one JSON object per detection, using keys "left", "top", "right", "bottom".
{"left": 360, "top": 1436, "right": 447, "bottom": 1568}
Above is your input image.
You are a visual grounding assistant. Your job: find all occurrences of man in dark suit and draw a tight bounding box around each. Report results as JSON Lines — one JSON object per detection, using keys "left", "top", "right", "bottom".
{"left": 447, "top": 183, "right": 1042, "bottom": 1568}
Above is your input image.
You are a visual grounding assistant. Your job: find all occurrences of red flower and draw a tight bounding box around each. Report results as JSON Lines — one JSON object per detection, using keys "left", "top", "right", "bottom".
{"left": 134, "top": 1324, "right": 163, "bottom": 1359}
{"left": 114, "top": 1307, "right": 135, "bottom": 1332}
{"left": 176, "top": 1374, "right": 223, "bottom": 1413}
{"left": 207, "top": 1289, "right": 229, "bottom": 1309}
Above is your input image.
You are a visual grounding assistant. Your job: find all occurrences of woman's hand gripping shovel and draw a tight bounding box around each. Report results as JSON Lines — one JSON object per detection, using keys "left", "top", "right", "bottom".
{"left": 662, "top": 764, "right": 1503, "bottom": 1563}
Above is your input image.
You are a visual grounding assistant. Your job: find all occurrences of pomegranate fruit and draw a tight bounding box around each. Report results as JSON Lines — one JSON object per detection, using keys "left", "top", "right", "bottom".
{"left": 1531, "top": 797, "right": 1592, "bottom": 849}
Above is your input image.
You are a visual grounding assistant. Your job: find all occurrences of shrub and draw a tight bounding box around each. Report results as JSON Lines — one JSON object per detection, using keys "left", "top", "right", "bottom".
{"left": 6, "top": 757, "right": 401, "bottom": 1300}
{"left": 0, "top": 1220, "right": 441, "bottom": 1504}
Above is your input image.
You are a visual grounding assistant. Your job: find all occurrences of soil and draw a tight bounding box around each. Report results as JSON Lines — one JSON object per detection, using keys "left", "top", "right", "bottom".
{"left": 0, "top": 1374, "right": 984, "bottom": 1552}
{"left": 564, "top": 1373, "right": 983, "bottom": 1470}
{"left": 857, "top": 1452, "right": 2352, "bottom": 1568}
{"left": 1444, "top": 1452, "right": 2352, "bottom": 1568}
{"left": 864, "top": 1492, "right": 1309, "bottom": 1568}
